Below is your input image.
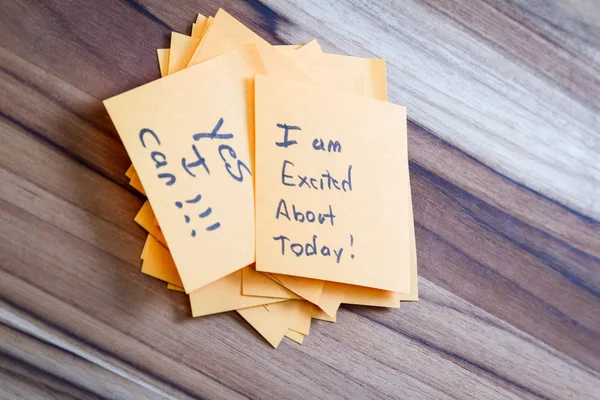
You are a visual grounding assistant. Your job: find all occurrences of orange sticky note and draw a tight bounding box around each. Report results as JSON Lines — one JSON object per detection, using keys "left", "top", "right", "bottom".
{"left": 296, "top": 39, "right": 322, "bottom": 56}
{"left": 188, "top": 9, "right": 315, "bottom": 85}
{"left": 125, "top": 165, "right": 135, "bottom": 179}
{"left": 199, "top": 16, "right": 214, "bottom": 41}
{"left": 105, "top": 46, "right": 266, "bottom": 293}
{"left": 242, "top": 266, "right": 300, "bottom": 299}
{"left": 141, "top": 236, "right": 284, "bottom": 315}
{"left": 400, "top": 186, "right": 418, "bottom": 300}
{"left": 128, "top": 171, "right": 146, "bottom": 195}
{"left": 168, "top": 32, "right": 201, "bottom": 74}
{"left": 189, "top": 267, "right": 285, "bottom": 317}
{"left": 316, "top": 282, "right": 347, "bottom": 317}
{"left": 343, "top": 285, "right": 401, "bottom": 308}
{"left": 141, "top": 235, "right": 183, "bottom": 287}
{"left": 288, "top": 301, "right": 318, "bottom": 335}
{"left": 134, "top": 201, "right": 166, "bottom": 246}
{"left": 189, "top": 9, "right": 269, "bottom": 65}
{"left": 140, "top": 234, "right": 151, "bottom": 260}
{"left": 196, "top": 13, "right": 207, "bottom": 24}
{"left": 255, "top": 75, "right": 411, "bottom": 293}
{"left": 285, "top": 51, "right": 387, "bottom": 101}
{"left": 264, "top": 273, "right": 324, "bottom": 305}
{"left": 298, "top": 64, "right": 363, "bottom": 96}
{"left": 156, "top": 49, "right": 170, "bottom": 78}
{"left": 124, "top": 24, "right": 210, "bottom": 197}
{"left": 237, "top": 300, "right": 302, "bottom": 348}
{"left": 167, "top": 283, "right": 185, "bottom": 292}
{"left": 275, "top": 44, "right": 302, "bottom": 51}
{"left": 339, "top": 202, "right": 417, "bottom": 303}
{"left": 276, "top": 40, "right": 321, "bottom": 60}
{"left": 188, "top": 16, "right": 214, "bottom": 66}
{"left": 251, "top": 43, "right": 404, "bottom": 306}
{"left": 285, "top": 329, "right": 304, "bottom": 344}
{"left": 191, "top": 14, "right": 208, "bottom": 38}
{"left": 312, "top": 307, "right": 336, "bottom": 322}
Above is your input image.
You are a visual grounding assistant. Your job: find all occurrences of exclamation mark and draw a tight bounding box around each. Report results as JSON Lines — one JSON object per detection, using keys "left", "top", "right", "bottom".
{"left": 350, "top": 234, "right": 355, "bottom": 259}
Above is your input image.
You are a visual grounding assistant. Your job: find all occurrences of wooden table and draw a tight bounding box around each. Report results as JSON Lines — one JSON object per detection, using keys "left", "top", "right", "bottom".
{"left": 2, "top": 1, "right": 599, "bottom": 398}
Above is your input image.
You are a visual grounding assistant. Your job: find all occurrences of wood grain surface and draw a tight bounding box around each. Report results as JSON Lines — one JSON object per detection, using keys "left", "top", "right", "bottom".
{"left": 1, "top": 1, "right": 599, "bottom": 398}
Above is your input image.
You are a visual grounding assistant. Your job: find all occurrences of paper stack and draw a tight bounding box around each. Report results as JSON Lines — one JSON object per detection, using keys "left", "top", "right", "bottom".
{"left": 104, "top": 9, "right": 417, "bottom": 347}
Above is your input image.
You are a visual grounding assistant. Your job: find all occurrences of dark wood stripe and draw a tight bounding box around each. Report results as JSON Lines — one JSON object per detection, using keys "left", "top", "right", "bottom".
{"left": 122, "top": 0, "right": 175, "bottom": 31}
{"left": 1, "top": 332, "right": 113, "bottom": 400}
{"left": 1, "top": 352, "right": 99, "bottom": 400}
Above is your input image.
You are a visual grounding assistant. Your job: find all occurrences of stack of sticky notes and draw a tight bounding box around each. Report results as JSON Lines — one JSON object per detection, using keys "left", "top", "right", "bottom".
{"left": 104, "top": 9, "right": 417, "bottom": 348}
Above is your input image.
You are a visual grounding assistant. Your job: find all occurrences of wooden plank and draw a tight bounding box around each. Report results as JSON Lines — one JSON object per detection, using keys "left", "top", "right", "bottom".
{"left": 0, "top": 47, "right": 131, "bottom": 186}
{"left": 410, "top": 160, "right": 600, "bottom": 369}
{"left": 1, "top": 353, "right": 98, "bottom": 400}
{"left": 491, "top": 0, "right": 600, "bottom": 66}
{"left": 1, "top": 324, "right": 173, "bottom": 399}
{"left": 422, "top": 0, "right": 600, "bottom": 110}
{"left": 0, "top": 119, "right": 144, "bottom": 266}
{"left": 407, "top": 122, "right": 600, "bottom": 261}
{"left": 0, "top": 0, "right": 169, "bottom": 97}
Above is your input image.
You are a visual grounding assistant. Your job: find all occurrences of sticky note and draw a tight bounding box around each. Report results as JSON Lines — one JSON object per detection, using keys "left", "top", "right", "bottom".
{"left": 275, "top": 44, "right": 302, "bottom": 51}
{"left": 343, "top": 285, "right": 401, "bottom": 308}
{"left": 244, "top": 41, "right": 401, "bottom": 306}
{"left": 288, "top": 302, "right": 317, "bottom": 335}
{"left": 316, "top": 282, "right": 347, "bottom": 317}
{"left": 399, "top": 188, "right": 418, "bottom": 300}
{"left": 188, "top": 9, "right": 315, "bottom": 85}
{"left": 189, "top": 267, "right": 286, "bottom": 317}
{"left": 168, "top": 33, "right": 201, "bottom": 74}
{"left": 109, "top": 9, "right": 418, "bottom": 349}
{"left": 255, "top": 75, "right": 411, "bottom": 293}
{"left": 196, "top": 13, "right": 207, "bottom": 24}
{"left": 242, "top": 266, "right": 300, "bottom": 299}
{"left": 276, "top": 40, "right": 321, "bottom": 61}
{"left": 140, "top": 234, "right": 151, "bottom": 260}
{"left": 141, "top": 235, "right": 183, "bottom": 287}
{"left": 189, "top": 9, "right": 269, "bottom": 65}
{"left": 140, "top": 236, "right": 285, "bottom": 314}
{"left": 191, "top": 14, "right": 208, "bottom": 38}
{"left": 285, "top": 52, "right": 387, "bottom": 101}
{"left": 125, "top": 165, "right": 135, "bottom": 179}
{"left": 298, "top": 65, "right": 363, "bottom": 96}
{"left": 134, "top": 201, "right": 167, "bottom": 246}
{"left": 312, "top": 308, "right": 337, "bottom": 322}
{"left": 276, "top": 41, "right": 320, "bottom": 58}
{"left": 264, "top": 273, "right": 324, "bottom": 305}
{"left": 237, "top": 300, "right": 302, "bottom": 348}
{"left": 296, "top": 39, "right": 322, "bottom": 56}
{"left": 167, "top": 283, "right": 185, "bottom": 292}
{"left": 156, "top": 49, "right": 170, "bottom": 78}
{"left": 285, "top": 329, "right": 304, "bottom": 344}
{"left": 105, "top": 46, "right": 266, "bottom": 292}
{"left": 240, "top": 43, "right": 397, "bottom": 307}
{"left": 192, "top": 16, "right": 214, "bottom": 61}
{"left": 128, "top": 171, "right": 146, "bottom": 195}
